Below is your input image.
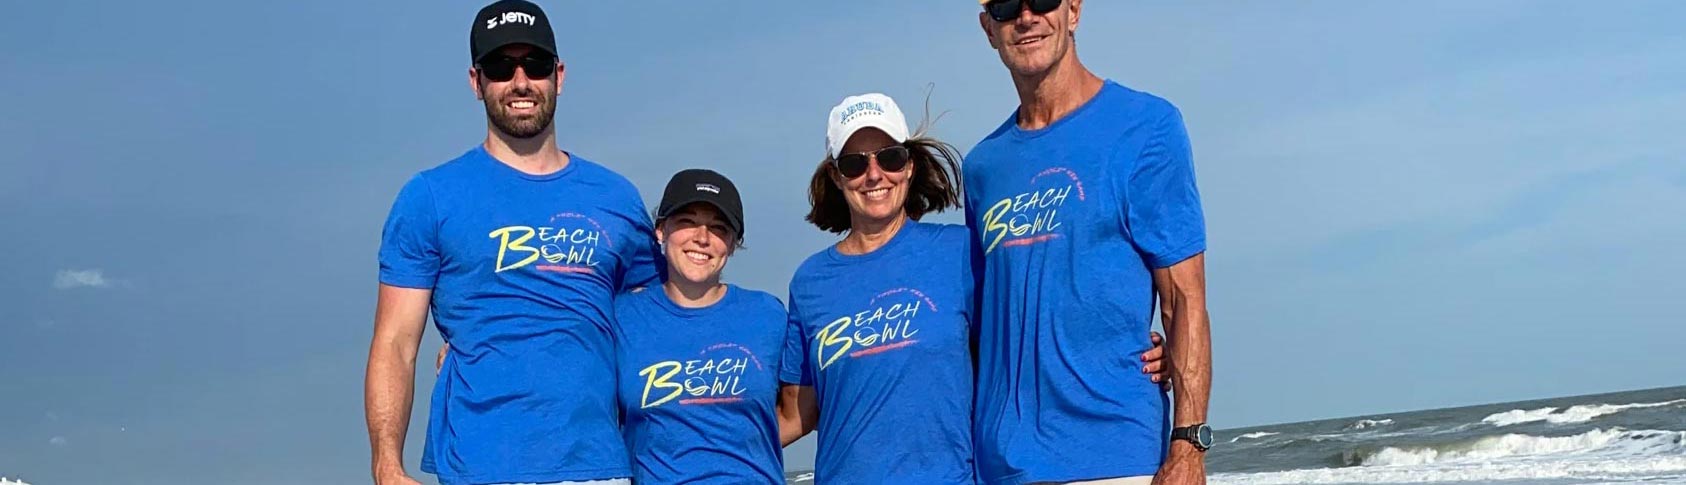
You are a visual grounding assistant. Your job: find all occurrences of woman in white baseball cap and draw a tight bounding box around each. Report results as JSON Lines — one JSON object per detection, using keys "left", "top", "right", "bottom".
{"left": 773, "top": 93, "right": 1167, "bottom": 483}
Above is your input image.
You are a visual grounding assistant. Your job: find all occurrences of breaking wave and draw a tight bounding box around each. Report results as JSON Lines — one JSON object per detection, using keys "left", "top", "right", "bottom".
{"left": 1230, "top": 431, "right": 1280, "bottom": 443}
{"left": 1349, "top": 428, "right": 1685, "bottom": 467}
{"left": 1481, "top": 399, "right": 1686, "bottom": 427}
{"left": 1346, "top": 419, "right": 1394, "bottom": 430}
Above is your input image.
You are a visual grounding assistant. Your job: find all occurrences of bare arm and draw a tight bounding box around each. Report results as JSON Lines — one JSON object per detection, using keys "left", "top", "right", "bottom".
{"left": 365, "top": 284, "right": 431, "bottom": 485}
{"left": 1152, "top": 253, "right": 1211, "bottom": 484}
{"left": 776, "top": 383, "right": 819, "bottom": 447}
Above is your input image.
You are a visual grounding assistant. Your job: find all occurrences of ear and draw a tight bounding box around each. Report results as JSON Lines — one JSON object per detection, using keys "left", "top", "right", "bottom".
{"left": 468, "top": 67, "right": 484, "bottom": 100}
{"left": 979, "top": 11, "right": 1001, "bottom": 50}
{"left": 653, "top": 220, "right": 666, "bottom": 245}
{"left": 553, "top": 60, "right": 566, "bottom": 94}
{"left": 1067, "top": 0, "right": 1083, "bottom": 34}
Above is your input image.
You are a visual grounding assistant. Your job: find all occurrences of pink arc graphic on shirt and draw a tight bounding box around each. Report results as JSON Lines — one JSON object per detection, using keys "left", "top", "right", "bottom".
{"left": 814, "top": 288, "right": 930, "bottom": 371}
{"left": 678, "top": 397, "right": 744, "bottom": 405}
{"left": 1029, "top": 167, "right": 1088, "bottom": 201}
{"left": 980, "top": 167, "right": 1085, "bottom": 254}
{"left": 548, "top": 212, "right": 615, "bottom": 248}
{"left": 702, "top": 342, "right": 765, "bottom": 371}
{"left": 868, "top": 287, "right": 939, "bottom": 313}
{"left": 848, "top": 340, "right": 918, "bottom": 358}
{"left": 638, "top": 343, "right": 761, "bottom": 409}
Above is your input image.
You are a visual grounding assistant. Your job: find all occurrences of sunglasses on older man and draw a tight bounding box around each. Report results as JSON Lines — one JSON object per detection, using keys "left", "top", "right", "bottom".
{"left": 985, "top": 0, "right": 1063, "bottom": 23}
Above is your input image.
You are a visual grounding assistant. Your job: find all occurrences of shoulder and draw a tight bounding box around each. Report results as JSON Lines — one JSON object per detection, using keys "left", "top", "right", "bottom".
{"left": 733, "top": 286, "right": 789, "bottom": 316}
{"left": 965, "top": 111, "right": 1023, "bottom": 166}
{"left": 389, "top": 147, "right": 489, "bottom": 210}
{"left": 415, "top": 145, "right": 490, "bottom": 181}
{"left": 908, "top": 222, "right": 970, "bottom": 249}
{"left": 570, "top": 155, "right": 642, "bottom": 193}
{"left": 929, "top": 222, "right": 972, "bottom": 244}
{"left": 614, "top": 286, "right": 659, "bottom": 315}
{"left": 787, "top": 248, "right": 837, "bottom": 300}
{"left": 1102, "top": 81, "right": 1185, "bottom": 129}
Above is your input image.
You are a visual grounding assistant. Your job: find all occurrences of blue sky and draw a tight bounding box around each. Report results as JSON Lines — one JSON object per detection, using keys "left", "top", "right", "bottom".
{"left": 3, "top": 1, "right": 1684, "bottom": 483}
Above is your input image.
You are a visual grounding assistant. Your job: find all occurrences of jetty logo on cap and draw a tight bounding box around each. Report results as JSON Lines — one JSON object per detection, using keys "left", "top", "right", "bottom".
{"left": 695, "top": 183, "right": 721, "bottom": 194}
{"left": 486, "top": 11, "right": 538, "bottom": 30}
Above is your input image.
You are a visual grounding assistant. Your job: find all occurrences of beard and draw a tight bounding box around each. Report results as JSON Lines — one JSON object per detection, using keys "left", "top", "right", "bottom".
{"left": 483, "top": 85, "right": 556, "bottom": 139}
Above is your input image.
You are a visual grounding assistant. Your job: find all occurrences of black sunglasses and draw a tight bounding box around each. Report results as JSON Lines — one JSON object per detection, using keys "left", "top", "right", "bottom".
{"left": 476, "top": 53, "right": 557, "bottom": 82}
{"left": 834, "top": 145, "right": 911, "bottom": 179}
{"left": 985, "top": 0, "right": 1062, "bottom": 22}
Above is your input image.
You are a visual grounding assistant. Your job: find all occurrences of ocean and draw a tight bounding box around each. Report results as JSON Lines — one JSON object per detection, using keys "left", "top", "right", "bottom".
{"left": 785, "top": 385, "right": 1686, "bottom": 484}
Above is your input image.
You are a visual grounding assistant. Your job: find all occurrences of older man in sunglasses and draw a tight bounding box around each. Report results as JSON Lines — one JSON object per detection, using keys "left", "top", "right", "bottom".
{"left": 964, "top": 1, "right": 1214, "bottom": 484}
{"left": 364, "top": 1, "right": 660, "bottom": 484}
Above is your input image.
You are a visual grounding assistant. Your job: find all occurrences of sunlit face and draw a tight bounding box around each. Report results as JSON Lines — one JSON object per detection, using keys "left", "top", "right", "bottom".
{"left": 980, "top": 0, "right": 1080, "bottom": 79}
{"left": 657, "top": 203, "right": 737, "bottom": 285}
{"left": 469, "top": 44, "right": 564, "bottom": 138}
{"left": 831, "top": 129, "right": 912, "bottom": 227}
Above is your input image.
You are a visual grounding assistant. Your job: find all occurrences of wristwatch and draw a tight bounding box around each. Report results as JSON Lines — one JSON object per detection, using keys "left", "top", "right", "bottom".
{"left": 1170, "top": 423, "right": 1213, "bottom": 452}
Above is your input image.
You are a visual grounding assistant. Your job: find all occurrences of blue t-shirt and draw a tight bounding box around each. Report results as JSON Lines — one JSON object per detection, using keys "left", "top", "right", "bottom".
{"left": 613, "top": 284, "right": 787, "bottom": 485}
{"left": 963, "top": 81, "right": 1205, "bottom": 484}
{"left": 780, "top": 221, "right": 977, "bottom": 485}
{"left": 378, "top": 146, "right": 661, "bottom": 485}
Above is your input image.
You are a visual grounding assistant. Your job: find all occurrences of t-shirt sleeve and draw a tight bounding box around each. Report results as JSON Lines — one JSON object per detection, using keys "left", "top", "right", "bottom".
{"left": 779, "top": 289, "right": 813, "bottom": 386}
{"left": 378, "top": 174, "right": 442, "bottom": 289}
{"left": 1122, "top": 106, "right": 1207, "bottom": 268}
{"left": 619, "top": 197, "right": 663, "bottom": 292}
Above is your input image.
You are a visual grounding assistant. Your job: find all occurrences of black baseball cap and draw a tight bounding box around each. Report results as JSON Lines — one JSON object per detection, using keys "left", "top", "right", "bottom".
{"left": 470, "top": 0, "right": 558, "bottom": 63}
{"left": 657, "top": 169, "right": 745, "bottom": 238}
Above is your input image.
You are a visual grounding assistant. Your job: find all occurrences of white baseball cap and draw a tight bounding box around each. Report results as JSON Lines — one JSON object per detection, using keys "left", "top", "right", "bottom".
{"left": 826, "top": 93, "right": 910, "bottom": 159}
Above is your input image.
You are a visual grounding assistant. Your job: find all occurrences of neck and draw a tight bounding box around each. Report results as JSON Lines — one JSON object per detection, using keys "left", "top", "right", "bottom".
{"left": 484, "top": 125, "right": 567, "bottom": 175}
{"left": 1012, "top": 51, "right": 1104, "bottom": 131}
{"left": 663, "top": 276, "right": 727, "bottom": 309}
{"left": 838, "top": 214, "right": 907, "bottom": 256}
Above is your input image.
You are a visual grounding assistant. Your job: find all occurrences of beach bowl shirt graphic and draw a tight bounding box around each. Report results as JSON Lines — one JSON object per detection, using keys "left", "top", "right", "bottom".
{"left": 779, "top": 221, "right": 978, "bottom": 485}
{"left": 378, "top": 147, "right": 661, "bottom": 484}
{"left": 963, "top": 81, "right": 1205, "bottom": 484}
{"left": 613, "top": 285, "right": 787, "bottom": 485}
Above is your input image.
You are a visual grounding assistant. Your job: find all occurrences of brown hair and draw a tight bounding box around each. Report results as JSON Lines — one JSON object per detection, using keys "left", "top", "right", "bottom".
{"left": 805, "top": 135, "right": 964, "bottom": 233}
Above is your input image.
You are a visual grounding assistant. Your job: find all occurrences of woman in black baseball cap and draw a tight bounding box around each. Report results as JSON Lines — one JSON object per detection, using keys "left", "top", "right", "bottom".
{"left": 608, "top": 168, "right": 788, "bottom": 484}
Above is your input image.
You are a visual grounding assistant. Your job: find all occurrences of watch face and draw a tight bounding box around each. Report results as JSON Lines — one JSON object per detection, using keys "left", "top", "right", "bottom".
{"left": 1196, "top": 425, "right": 1214, "bottom": 447}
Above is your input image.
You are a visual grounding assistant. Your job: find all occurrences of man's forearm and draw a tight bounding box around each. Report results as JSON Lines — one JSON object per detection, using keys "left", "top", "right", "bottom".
{"left": 366, "top": 340, "right": 419, "bottom": 475}
{"left": 1167, "top": 301, "right": 1211, "bottom": 426}
{"left": 1158, "top": 255, "right": 1211, "bottom": 427}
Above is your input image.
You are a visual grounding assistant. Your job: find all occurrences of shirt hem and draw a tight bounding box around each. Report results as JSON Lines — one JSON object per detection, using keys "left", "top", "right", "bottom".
{"left": 430, "top": 465, "right": 632, "bottom": 485}
{"left": 1147, "top": 238, "right": 1206, "bottom": 269}
{"left": 379, "top": 273, "right": 435, "bottom": 289}
{"left": 986, "top": 463, "right": 1162, "bottom": 485}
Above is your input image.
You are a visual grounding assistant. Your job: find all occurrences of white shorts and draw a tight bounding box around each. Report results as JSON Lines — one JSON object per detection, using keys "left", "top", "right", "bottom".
{"left": 1037, "top": 476, "right": 1154, "bottom": 485}
{"left": 497, "top": 480, "right": 631, "bottom": 485}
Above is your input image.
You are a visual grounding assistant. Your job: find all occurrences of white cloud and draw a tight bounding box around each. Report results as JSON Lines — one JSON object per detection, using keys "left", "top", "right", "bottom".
{"left": 47, "top": 436, "right": 67, "bottom": 447}
{"left": 52, "top": 269, "right": 114, "bottom": 290}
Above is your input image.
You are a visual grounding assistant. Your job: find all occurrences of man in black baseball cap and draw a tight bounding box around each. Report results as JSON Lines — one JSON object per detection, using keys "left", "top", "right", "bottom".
{"left": 470, "top": 0, "right": 557, "bottom": 64}
{"left": 465, "top": 0, "right": 562, "bottom": 140}
{"left": 366, "top": 1, "right": 662, "bottom": 485}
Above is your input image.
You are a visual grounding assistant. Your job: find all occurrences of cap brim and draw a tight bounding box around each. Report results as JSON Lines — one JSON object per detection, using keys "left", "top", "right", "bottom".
{"left": 657, "top": 198, "right": 745, "bottom": 237}
{"left": 474, "top": 41, "right": 558, "bottom": 63}
{"left": 831, "top": 123, "right": 908, "bottom": 158}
